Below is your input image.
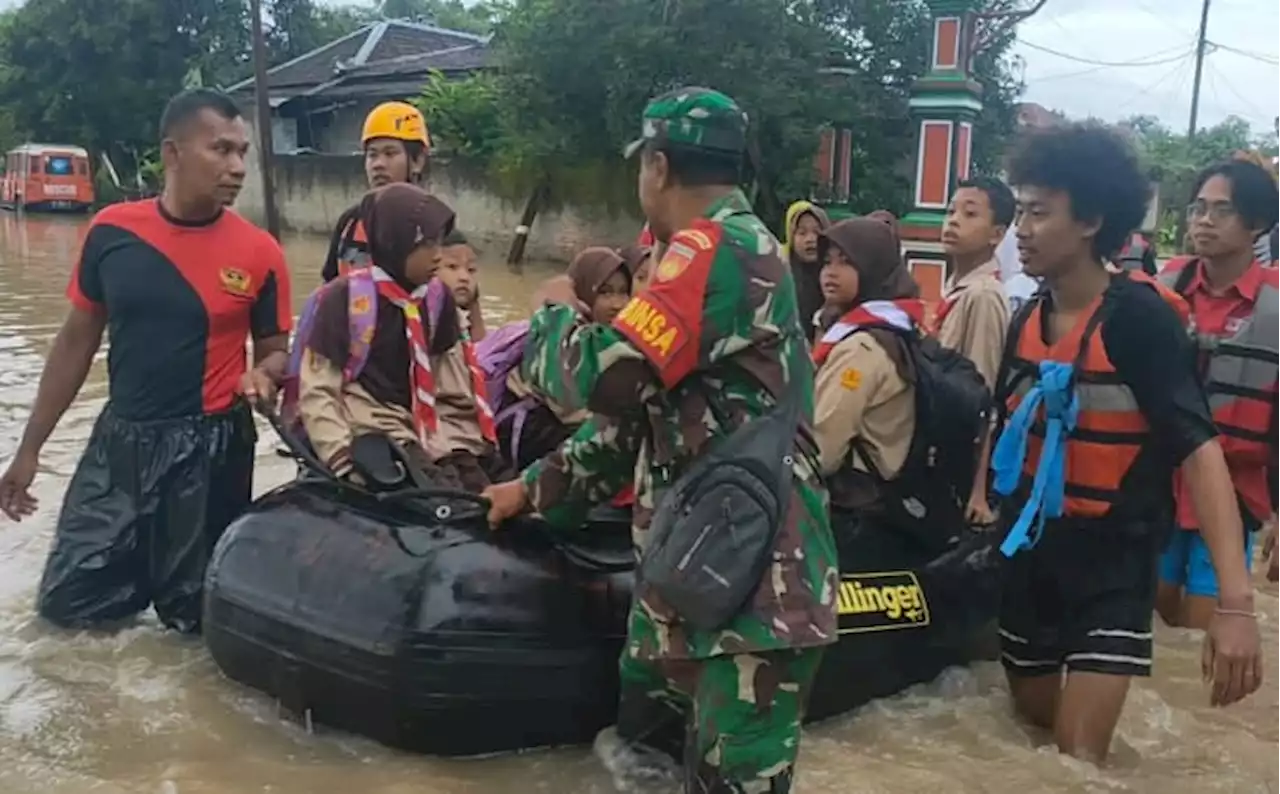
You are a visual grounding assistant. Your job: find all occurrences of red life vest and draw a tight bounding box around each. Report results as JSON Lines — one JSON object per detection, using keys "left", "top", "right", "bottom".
{"left": 1158, "top": 260, "right": 1279, "bottom": 467}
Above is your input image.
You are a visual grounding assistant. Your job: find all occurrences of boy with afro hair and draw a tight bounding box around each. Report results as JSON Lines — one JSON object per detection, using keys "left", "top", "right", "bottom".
{"left": 991, "top": 123, "right": 1262, "bottom": 762}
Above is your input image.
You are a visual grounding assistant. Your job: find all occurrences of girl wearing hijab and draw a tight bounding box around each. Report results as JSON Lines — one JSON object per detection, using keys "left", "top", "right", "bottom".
{"left": 498, "top": 247, "right": 632, "bottom": 470}
{"left": 620, "top": 243, "right": 653, "bottom": 294}
{"left": 781, "top": 200, "right": 831, "bottom": 336}
{"left": 810, "top": 217, "right": 925, "bottom": 512}
{"left": 297, "top": 184, "right": 502, "bottom": 491}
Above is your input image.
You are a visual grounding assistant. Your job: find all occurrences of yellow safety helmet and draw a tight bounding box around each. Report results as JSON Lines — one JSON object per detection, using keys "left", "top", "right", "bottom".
{"left": 361, "top": 101, "right": 431, "bottom": 149}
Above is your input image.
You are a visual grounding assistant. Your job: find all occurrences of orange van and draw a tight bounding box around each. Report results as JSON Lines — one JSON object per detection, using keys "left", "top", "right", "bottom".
{"left": 2, "top": 143, "right": 94, "bottom": 213}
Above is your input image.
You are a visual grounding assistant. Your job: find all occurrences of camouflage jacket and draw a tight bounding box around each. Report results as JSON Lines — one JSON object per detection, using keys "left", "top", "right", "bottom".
{"left": 520, "top": 190, "right": 839, "bottom": 661}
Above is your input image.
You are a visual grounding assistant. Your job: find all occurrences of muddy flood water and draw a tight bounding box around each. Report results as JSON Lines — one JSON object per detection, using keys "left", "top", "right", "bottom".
{"left": 0, "top": 212, "right": 1275, "bottom": 794}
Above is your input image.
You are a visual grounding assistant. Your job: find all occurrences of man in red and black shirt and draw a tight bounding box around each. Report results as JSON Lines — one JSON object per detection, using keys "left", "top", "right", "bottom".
{"left": 0, "top": 89, "right": 292, "bottom": 633}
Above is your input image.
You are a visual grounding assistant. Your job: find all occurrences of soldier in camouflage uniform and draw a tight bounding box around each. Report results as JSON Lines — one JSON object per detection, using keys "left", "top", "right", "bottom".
{"left": 483, "top": 87, "right": 838, "bottom": 794}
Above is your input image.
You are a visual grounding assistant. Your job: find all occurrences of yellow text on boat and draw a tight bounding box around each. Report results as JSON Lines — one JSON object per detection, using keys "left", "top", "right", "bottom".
{"left": 836, "top": 571, "right": 930, "bottom": 634}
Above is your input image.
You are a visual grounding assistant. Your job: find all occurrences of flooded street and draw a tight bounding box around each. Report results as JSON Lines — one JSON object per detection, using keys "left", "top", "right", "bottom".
{"left": 0, "top": 212, "right": 1275, "bottom": 794}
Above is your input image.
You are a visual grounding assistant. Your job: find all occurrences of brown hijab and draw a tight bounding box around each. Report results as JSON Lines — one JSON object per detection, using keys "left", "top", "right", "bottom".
{"left": 307, "top": 186, "right": 462, "bottom": 407}
{"left": 819, "top": 217, "right": 918, "bottom": 303}
{"left": 818, "top": 217, "right": 919, "bottom": 378}
{"left": 566, "top": 247, "right": 629, "bottom": 307}
{"left": 866, "top": 209, "right": 900, "bottom": 240}
{"left": 618, "top": 244, "right": 652, "bottom": 278}
{"left": 360, "top": 183, "right": 457, "bottom": 289}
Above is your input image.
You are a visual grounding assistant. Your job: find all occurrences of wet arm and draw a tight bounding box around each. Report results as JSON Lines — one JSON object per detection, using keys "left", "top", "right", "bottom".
{"left": 1182, "top": 442, "right": 1253, "bottom": 606}
{"left": 14, "top": 307, "right": 105, "bottom": 459}
{"left": 298, "top": 350, "right": 356, "bottom": 476}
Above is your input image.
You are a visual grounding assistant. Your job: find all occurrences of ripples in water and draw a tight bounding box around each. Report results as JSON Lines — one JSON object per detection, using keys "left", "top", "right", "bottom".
{"left": 0, "top": 213, "right": 1273, "bottom": 793}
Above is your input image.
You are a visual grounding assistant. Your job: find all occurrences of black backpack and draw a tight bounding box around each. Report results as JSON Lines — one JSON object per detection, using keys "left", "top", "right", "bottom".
{"left": 852, "top": 328, "right": 993, "bottom": 548}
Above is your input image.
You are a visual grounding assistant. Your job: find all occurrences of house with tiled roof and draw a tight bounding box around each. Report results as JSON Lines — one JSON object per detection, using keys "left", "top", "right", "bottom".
{"left": 229, "top": 19, "right": 490, "bottom": 154}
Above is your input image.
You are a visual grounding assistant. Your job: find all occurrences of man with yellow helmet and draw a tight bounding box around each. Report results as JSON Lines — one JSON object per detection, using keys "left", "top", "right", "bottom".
{"left": 321, "top": 101, "right": 432, "bottom": 282}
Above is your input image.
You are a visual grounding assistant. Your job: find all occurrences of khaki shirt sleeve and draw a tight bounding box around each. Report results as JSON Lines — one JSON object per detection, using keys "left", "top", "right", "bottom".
{"left": 813, "top": 334, "right": 893, "bottom": 475}
{"left": 298, "top": 349, "right": 355, "bottom": 475}
{"left": 939, "top": 287, "right": 1009, "bottom": 388}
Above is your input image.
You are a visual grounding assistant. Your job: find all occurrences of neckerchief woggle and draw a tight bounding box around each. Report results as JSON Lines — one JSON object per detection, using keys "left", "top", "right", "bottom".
{"left": 991, "top": 361, "right": 1079, "bottom": 557}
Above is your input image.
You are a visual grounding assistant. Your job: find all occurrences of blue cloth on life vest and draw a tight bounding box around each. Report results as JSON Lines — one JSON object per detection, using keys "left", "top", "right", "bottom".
{"left": 993, "top": 361, "right": 1079, "bottom": 557}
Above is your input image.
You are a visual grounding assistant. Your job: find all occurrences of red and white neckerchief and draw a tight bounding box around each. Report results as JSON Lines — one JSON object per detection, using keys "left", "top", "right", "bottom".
{"left": 459, "top": 330, "right": 497, "bottom": 443}
{"left": 371, "top": 267, "right": 439, "bottom": 449}
{"left": 811, "top": 299, "right": 925, "bottom": 366}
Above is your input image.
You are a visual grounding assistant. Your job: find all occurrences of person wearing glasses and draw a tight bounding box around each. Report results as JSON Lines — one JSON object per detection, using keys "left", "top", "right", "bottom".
{"left": 1155, "top": 158, "right": 1279, "bottom": 629}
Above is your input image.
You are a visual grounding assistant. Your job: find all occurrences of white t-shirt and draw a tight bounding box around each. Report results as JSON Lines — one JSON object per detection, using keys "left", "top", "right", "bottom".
{"left": 995, "top": 225, "right": 1040, "bottom": 311}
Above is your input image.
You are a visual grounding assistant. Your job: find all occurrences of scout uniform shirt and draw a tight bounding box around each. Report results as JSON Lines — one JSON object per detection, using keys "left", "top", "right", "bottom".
{"left": 517, "top": 189, "right": 840, "bottom": 662}
{"left": 935, "top": 260, "right": 1008, "bottom": 388}
{"left": 813, "top": 331, "right": 914, "bottom": 509}
{"left": 298, "top": 309, "right": 489, "bottom": 476}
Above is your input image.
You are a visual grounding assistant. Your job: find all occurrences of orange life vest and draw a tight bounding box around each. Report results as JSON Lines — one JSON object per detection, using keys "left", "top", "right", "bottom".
{"left": 1158, "top": 260, "right": 1279, "bottom": 466}
{"left": 1001, "top": 274, "right": 1187, "bottom": 518}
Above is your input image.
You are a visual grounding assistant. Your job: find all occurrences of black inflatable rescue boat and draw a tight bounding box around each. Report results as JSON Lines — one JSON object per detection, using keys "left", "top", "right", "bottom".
{"left": 204, "top": 430, "right": 1004, "bottom": 756}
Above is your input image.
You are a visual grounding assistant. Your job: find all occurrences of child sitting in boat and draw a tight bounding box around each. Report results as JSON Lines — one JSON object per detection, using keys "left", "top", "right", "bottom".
{"left": 620, "top": 244, "right": 652, "bottom": 294}
{"left": 294, "top": 184, "right": 502, "bottom": 491}
{"left": 486, "top": 247, "right": 632, "bottom": 471}
{"left": 438, "top": 229, "right": 486, "bottom": 342}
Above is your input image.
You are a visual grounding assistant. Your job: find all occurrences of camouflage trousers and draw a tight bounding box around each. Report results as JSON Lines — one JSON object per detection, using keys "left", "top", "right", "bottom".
{"left": 615, "top": 648, "right": 824, "bottom": 794}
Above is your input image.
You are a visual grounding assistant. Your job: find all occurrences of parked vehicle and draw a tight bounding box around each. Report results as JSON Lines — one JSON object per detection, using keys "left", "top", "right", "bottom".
{"left": 2, "top": 143, "right": 94, "bottom": 213}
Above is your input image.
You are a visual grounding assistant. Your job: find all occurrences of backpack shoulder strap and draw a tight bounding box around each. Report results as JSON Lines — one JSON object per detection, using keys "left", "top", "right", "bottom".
{"left": 322, "top": 205, "right": 362, "bottom": 283}
{"left": 345, "top": 270, "right": 378, "bottom": 381}
{"left": 993, "top": 292, "right": 1041, "bottom": 412}
{"left": 1171, "top": 257, "right": 1199, "bottom": 295}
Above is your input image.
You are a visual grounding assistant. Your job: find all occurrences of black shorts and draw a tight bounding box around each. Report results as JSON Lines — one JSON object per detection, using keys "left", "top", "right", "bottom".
{"left": 999, "top": 519, "right": 1161, "bottom": 678}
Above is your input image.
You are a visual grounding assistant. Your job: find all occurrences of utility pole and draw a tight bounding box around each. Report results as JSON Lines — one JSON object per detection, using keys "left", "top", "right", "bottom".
{"left": 1187, "top": 0, "right": 1211, "bottom": 141}
{"left": 250, "top": 0, "right": 281, "bottom": 240}
{"left": 1176, "top": 0, "right": 1211, "bottom": 252}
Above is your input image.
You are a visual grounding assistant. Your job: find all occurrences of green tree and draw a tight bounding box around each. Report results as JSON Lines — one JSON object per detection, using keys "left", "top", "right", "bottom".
{"left": 420, "top": 0, "right": 841, "bottom": 219}
{"left": 1122, "top": 114, "right": 1275, "bottom": 251}
{"left": 416, "top": 70, "right": 505, "bottom": 161}
{"left": 812, "top": 0, "right": 1022, "bottom": 213}
{"left": 1127, "top": 114, "right": 1259, "bottom": 208}
{"left": 0, "top": 0, "right": 244, "bottom": 159}
{"left": 0, "top": 0, "right": 371, "bottom": 169}
{"left": 377, "top": 0, "right": 497, "bottom": 34}
{"left": 417, "top": 0, "right": 1020, "bottom": 222}
{"left": 267, "top": 0, "right": 373, "bottom": 62}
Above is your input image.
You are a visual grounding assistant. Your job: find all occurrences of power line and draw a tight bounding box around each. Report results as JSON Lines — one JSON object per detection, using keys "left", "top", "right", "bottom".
{"left": 1027, "top": 44, "right": 1199, "bottom": 82}
{"left": 1205, "top": 61, "right": 1273, "bottom": 124}
{"left": 1111, "top": 54, "right": 1194, "bottom": 116}
{"left": 1018, "top": 38, "right": 1196, "bottom": 67}
{"left": 1207, "top": 41, "right": 1279, "bottom": 65}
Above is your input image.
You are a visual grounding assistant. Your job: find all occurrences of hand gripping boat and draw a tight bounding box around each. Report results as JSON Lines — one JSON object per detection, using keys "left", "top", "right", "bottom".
{"left": 203, "top": 419, "right": 1004, "bottom": 756}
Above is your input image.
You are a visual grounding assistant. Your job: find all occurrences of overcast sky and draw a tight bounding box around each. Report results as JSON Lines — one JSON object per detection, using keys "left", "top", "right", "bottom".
{"left": 1013, "top": 0, "right": 1278, "bottom": 135}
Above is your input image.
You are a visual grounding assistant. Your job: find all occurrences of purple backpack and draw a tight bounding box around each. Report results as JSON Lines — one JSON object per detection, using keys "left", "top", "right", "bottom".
{"left": 475, "top": 320, "right": 539, "bottom": 464}
{"left": 475, "top": 320, "right": 531, "bottom": 410}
